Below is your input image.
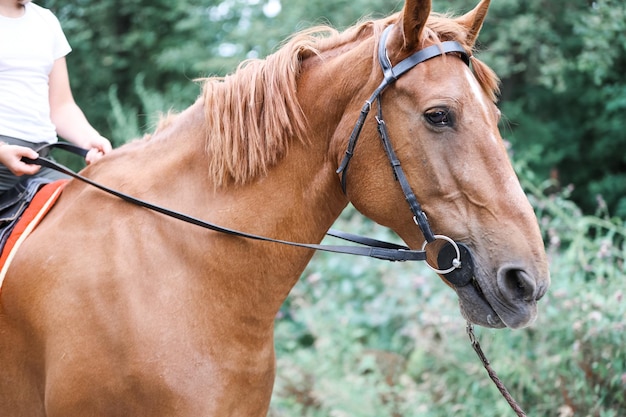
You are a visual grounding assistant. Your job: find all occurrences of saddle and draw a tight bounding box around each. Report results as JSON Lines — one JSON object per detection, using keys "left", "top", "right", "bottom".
{"left": 0, "top": 142, "right": 86, "bottom": 258}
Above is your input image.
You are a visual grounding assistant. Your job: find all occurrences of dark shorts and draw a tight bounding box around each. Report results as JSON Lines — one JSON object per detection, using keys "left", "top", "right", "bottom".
{"left": 0, "top": 135, "right": 70, "bottom": 194}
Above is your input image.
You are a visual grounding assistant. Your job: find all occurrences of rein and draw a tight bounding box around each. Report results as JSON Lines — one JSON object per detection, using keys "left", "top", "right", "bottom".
{"left": 27, "top": 151, "right": 527, "bottom": 417}
{"left": 467, "top": 323, "right": 528, "bottom": 417}
{"left": 24, "top": 144, "right": 427, "bottom": 263}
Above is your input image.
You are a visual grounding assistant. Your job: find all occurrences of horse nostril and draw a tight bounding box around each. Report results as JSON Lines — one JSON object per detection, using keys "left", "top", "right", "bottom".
{"left": 536, "top": 283, "right": 548, "bottom": 301}
{"left": 498, "top": 267, "right": 537, "bottom": 302}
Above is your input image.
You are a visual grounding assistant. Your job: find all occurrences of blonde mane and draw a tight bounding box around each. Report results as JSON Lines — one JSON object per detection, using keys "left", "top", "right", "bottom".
{"left": 199, "top": 12, "right": 499, "bottom": 186}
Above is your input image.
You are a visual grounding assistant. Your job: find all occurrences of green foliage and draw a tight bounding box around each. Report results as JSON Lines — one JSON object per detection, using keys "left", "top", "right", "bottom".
{"left": 39, "top": 0, "right": 394, "bottom": 143}
{"left": 410, "top": 0, "right": 626, "bottom": 216}
{"left": 270, "top": 177, "right": 626, "bottom": 416}
{"left": 39, "top": 0, "right": 626, "bottom": 215}
{"left": 471, "top": 0, "right": 626, "bottom": 216}
{"left": 41, "top": 0, "right": 214, "bottom": 142}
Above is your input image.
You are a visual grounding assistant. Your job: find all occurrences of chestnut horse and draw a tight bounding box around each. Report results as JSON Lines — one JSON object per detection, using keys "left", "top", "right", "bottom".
{"left": 0, "top": 0, "right": 549, "bottom": 415}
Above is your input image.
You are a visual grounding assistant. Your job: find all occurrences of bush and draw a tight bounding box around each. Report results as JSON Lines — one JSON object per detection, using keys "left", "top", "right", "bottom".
{"left": 270, "top": 176, "right": 626, "bottom": 416}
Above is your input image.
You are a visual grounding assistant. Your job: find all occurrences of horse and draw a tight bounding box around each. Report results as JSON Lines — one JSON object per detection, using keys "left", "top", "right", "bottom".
{"left": 0, "top": 0, "right": 550, "bottom": 415}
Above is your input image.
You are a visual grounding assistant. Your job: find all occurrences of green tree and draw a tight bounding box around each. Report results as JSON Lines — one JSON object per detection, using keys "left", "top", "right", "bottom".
{"left": 42, "top": 0, "right": 225, "bottom": 146}
{"left": 40, "top": 0, "right": 626, "bottom": 215}
{"left": 41, "top": 0, "right": 393, "bottom": 143}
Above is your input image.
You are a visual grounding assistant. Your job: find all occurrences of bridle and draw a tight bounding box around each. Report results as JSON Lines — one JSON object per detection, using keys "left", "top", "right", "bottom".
{"left": 337, "top": 24, "right": 474, "bottom": 287}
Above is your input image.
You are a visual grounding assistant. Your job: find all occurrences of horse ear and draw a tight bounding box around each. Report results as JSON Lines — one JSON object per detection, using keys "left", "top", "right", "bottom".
{"left": 456, "top": 0, "right": 491, "bottom": 48}
{"left": 400, "top": 0, "right": 432, "bottom": 50}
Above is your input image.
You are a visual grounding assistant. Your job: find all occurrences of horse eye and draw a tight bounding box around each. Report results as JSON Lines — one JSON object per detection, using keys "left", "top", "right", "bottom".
{"left": 424, "top": 108, "right": 453, "bottom": 127}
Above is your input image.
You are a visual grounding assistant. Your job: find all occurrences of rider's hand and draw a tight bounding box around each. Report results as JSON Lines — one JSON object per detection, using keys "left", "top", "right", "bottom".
{"left": 0, "top": 143, "right": 41, "bottom": 176}
{"left": 83, "top": 135, "right": 112, "bottom": 165}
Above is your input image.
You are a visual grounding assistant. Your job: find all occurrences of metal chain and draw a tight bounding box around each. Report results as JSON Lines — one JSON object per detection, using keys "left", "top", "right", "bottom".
{"left": 466, "top": 322, "right": 528, "bottom": 417}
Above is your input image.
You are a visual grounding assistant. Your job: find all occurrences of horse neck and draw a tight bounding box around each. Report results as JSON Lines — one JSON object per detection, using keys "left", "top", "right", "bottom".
{"left": 249, "top": 35, "right": 382, "bottom": 242}
{"left": 297, "top": 32, "right": 381, "bottom": 172}
{"left": 138, "top": 34, "right": 380, "bottom": 243}
{"left": 106, "top": 37, "right": 380, "bottom": 322}
{"left": 120, "top": 101, "right": 349, "bottom": 320}
{"left": 197, "top": 48, "right": 387, "bottom": 318}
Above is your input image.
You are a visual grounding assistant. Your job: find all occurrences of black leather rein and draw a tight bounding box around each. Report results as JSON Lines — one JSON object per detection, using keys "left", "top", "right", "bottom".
{"left": 23, "top": 143, "right": 426, "bottom": 262}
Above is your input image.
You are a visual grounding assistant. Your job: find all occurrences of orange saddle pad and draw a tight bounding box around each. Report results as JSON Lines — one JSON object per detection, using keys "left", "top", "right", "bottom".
{"left": 0, "top": 179, "right": 68, "bottom": 290}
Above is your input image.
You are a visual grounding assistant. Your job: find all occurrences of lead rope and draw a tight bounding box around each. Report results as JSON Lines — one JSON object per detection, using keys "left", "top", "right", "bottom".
{"left": 466, "top": 322, "right": 527, "bottom": 417}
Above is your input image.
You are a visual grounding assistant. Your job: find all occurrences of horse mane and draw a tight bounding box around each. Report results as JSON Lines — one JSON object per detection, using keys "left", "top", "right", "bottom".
{"left": 198, "top": 12, "right": 499, "bottom": 187}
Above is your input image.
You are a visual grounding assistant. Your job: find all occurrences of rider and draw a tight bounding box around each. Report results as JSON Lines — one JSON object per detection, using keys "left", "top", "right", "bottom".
{"left": 0, "top": 0, "right": 111, "bottom": 195}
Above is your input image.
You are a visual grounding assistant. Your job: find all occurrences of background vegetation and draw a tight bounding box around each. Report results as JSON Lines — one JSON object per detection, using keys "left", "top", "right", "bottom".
{"left": 268, "top": 170, "right": 625, "bottom": 416}
{"left": 41, "top": 0, "right": 626, "bottom": 216}
{"left": 36, "top": 0, "right": 626, "bottom": 415}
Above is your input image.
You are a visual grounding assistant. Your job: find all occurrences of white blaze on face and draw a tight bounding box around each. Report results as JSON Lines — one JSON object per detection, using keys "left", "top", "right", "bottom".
{"left": 463, "top": 68, "right": 497, "bottom": 144}
{"left": 462, "top": 68, "right": 523, "bottom": 196}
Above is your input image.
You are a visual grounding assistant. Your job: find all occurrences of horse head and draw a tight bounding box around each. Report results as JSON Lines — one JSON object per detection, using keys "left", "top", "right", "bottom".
{"left": 334, "top": 0, "right": 550, "bottom": 329}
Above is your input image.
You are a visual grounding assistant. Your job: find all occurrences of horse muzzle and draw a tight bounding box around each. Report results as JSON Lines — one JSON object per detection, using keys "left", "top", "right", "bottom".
{"left": 436, "top": 240, "right": 547, "bottom": 329}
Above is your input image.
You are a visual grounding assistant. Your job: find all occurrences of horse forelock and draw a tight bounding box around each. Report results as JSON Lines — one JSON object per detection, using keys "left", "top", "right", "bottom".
{"left": 198, "top": 10, "right": 499, "bottom": 187}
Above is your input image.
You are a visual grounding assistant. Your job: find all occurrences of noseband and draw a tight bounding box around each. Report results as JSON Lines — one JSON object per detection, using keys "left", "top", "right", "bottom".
{"left": 336, "top": 24, "right": 474, "bottom": 287}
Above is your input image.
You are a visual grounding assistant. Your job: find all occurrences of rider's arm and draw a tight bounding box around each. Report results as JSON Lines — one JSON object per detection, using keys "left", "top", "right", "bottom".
{"left": 48, "top": 57, "right": 112, "bottom": 164}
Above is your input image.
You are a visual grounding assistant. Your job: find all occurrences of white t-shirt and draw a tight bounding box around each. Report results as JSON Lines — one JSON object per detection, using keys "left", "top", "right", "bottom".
{"left": 0, "top": 2, "right": 71, "bottom": 143}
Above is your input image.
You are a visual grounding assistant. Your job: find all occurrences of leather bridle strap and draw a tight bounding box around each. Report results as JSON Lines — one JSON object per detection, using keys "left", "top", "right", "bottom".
{"left": 23, "top": 143, "right": 427, "bottom": 262}
{"left": 375, "top": 103, "right": 436, "bottom": 242}
{"left": 336, "top": 24, "right": 469, "bottom": 244}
